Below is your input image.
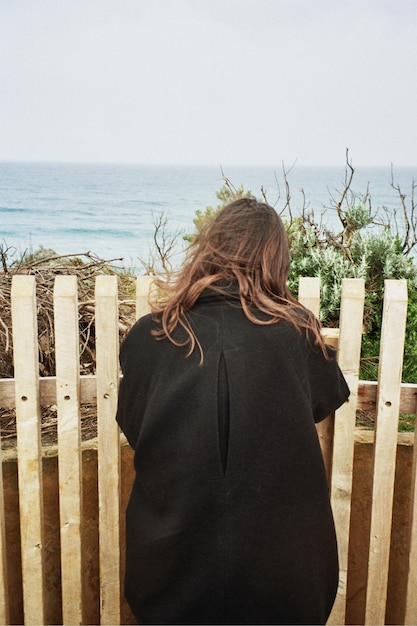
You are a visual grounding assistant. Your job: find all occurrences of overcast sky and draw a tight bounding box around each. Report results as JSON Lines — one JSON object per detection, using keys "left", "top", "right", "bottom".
{"left": 1, "top": 0, "right": 416, "bottom": 167}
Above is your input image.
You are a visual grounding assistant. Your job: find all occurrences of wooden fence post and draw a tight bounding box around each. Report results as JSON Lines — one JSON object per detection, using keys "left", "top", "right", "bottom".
{"left": 54, "top": 276, "right": 84, "bottom": 625}
{"left": 327, "top": 278, "right": 365, "bottom": 625}
{"left": 404, "top": 433, "right": 417, "bottom": 626}
{"left": 11, "top": 275, "right": 45, "bottom": 625}
{"left": 298, "top": 276, "right": 320, "bottom": 318}
{"left": 136, "top": 275, "right": 153, "bottom": 320}
{"left": 0, "top": 445, "right": 9, "bottom": 625}
{"left": 95, "top": 275, "right": 121, "bottom": 625}
{"left": 365, "top": 279, "right": 408, "bottom": 625}
{"left": 298, "top": 276, "right": 338, "bottom": 483}
{"left": 405, "top": 396, "right": 417, "bottom": 623}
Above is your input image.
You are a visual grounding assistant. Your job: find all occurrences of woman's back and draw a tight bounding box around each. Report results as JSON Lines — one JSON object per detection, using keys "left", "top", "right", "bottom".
{"left": 117, "top": 286, "right": 349, "bottom": 624}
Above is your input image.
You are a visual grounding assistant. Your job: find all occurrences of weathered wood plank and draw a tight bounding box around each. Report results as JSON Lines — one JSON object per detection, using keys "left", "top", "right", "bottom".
{"left": 328, "top": 278, "right": 365, "bottom": 625}
{"left": 54, "top": 276, "right": 83, "bottom": 625}
{"left": 365, "top": 279, "right": 408, "bottom": 625}
{"left": 11, "top": 275, "right": 45, "bottom": 625}
{"left": 358, "top": 379, "right": 417, "bottom": 415}
{"left": 405, "top": 410, "right": 417, "bottom": 623}
{"left": 298, "top": 277, "right": 335, "bottom": 483}
{"left": 136, "top": 275, "right": 153, "bottom": 319}
{"left": 316, "top": 331, "right": 339, "bottom": 485}
{"left": 298, "top": 276, "right": 320, "bottom": 317}
{"left": 95, "top": 276, "right": 121, "bottom": 624}
{"left": 4, "top": 369, "right": 417, "bottom": 414}
{"left": 0, "top": 446, "right": 9, "bottom": 625}
{"left": 0, "top": 374, "right": 97, "bottom": 408}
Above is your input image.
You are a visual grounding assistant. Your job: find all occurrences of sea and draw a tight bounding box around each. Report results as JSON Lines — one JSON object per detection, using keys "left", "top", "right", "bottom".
{"left": 1, "top": 161, "right": 416, "bottom": 271}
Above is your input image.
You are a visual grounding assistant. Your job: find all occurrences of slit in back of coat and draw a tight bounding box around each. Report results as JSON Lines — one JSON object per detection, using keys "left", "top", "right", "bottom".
{"left": 217, "top": 351, "right": 230, "bottom": 475}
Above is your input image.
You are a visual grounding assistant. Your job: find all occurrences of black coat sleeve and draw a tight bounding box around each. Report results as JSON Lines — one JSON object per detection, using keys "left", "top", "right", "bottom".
{"left": 306, "top": 344, "right": 350, "bottom": 423}
{"left": 116, "top": 317, "right": 150, "bottom": 448}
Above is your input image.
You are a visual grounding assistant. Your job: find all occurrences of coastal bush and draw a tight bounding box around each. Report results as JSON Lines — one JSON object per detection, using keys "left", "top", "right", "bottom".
{"left": 186, "top": 170, "right": 417, "bottom": 384}
{"left": 184, "top": 180, "right": 251, "bottom": 243}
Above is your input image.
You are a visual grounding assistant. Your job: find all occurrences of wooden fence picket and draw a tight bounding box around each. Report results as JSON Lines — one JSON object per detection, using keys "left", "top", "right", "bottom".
{"left": 298, "top": 275, "right": 338, "bottom": 483}
{"left": 136, "top": 275, "right": 153, "bottom": 319}
{"left": 54, "top": 276, "right": 83, "bottom": 625}
{"left": 298, "top": 276, "right": 320, "bottom": 317}
{"left": 365, "top": 279, "right": 408, "bottom": 625}
{"left": 405, "top": 402, "right": 417, "bottom": 624}
{"left": 11, "top": 275, "right": 45, "bottom": 625}
{"left": 0, "top": 446, "right": 9, "bottom": 626}
{"left": 327, "top": 278, "right": 365, "bottom": 625}
{"left": 297, "top": 276, "right": 339, "bottom": 350}
{"left": 95, "top": 275, "right": 121, "bottom": 624}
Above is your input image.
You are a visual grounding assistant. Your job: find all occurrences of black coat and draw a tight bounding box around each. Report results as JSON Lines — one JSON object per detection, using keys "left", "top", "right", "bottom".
{"left": 116, "top": 289, "right": 350, "bottom": 625}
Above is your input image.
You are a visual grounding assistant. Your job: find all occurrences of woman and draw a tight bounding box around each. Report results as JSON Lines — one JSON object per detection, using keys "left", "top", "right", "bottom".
{"left": 116, "top": 198, "right": 349, "bottom": 625}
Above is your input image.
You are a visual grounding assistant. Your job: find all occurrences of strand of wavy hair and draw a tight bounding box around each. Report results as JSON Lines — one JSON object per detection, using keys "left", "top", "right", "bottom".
{"left": 150, "top": 248, "right": 328, "bottom": 364}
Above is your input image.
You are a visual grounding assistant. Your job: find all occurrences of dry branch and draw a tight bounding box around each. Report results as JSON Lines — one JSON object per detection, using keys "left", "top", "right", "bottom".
{"left": 0, "top": 251, "right": 137, "bottom": 379}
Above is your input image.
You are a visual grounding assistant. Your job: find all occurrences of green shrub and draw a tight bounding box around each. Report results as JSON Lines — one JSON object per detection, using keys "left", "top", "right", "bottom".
{"left": 184, "top": 179, "right": 251, "bottom": 243}
{"left": 188, "top": 176, "right": 417, "bottom": 384}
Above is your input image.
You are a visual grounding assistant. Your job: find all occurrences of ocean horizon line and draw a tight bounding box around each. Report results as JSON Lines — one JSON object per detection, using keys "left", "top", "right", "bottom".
{"left": 1, "top": 158, "right": 416, "bottom": 171}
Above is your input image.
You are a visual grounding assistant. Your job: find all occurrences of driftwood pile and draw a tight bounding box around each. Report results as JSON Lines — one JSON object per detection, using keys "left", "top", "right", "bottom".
{"left": 0, "top": 249, "right": 138, "bottom": 449}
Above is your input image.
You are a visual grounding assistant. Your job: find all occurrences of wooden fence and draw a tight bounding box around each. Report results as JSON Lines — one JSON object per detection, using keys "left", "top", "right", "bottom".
{"left": 0, "top": 275, "right": 416, "bottom": 625}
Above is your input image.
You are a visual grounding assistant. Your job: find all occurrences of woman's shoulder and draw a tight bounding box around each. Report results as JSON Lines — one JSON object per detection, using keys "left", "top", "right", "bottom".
{"left": 121, "top": 313, "right": 157, "bottom": 348}
{"left": 130, "top": 311, "right": 155, "bottom": 331}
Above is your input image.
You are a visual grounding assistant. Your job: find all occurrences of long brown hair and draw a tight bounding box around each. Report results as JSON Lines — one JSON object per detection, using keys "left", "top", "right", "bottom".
{"left": 151, "top": 197, "right": 328, "bottom": 360}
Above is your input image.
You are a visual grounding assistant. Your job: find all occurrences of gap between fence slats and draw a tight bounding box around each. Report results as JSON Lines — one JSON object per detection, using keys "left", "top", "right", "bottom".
{"left": 54, "top": 276, "right": 83, "bottom": 625}
{"left": 328, "top": 278, "right": 365, "bottom": 626}
{"left": 11, "top": 275, "right": 46, "bottom": 625}
{"left": 365, "top": 279, "right": 408, "bottom": 625}
{"left": 95, "top": 275, "right": 121, "bottom": 625}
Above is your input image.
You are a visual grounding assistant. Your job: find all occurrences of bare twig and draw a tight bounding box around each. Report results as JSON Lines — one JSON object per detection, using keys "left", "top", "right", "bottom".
{"left": 334, "top": 148, "right": 355, "bottom": 226}
{"left": 390, "top": 165, "right": 417, "bottom": 254}
{"left": 280, "top": 162, "right": 293, "bottom": 219}
{"left": 139, "top": 211, "right": 184, "bottom": 277}
{"left": 0, "top": 245, "right": 16, "bottom": 274}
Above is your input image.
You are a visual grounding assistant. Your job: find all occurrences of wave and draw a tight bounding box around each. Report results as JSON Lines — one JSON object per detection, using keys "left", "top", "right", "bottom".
{"left": 56, "top": 226, "right": 146, "bottom": 238}
{"left": 0, "top": 206, "right": 31, "bottom": 213}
